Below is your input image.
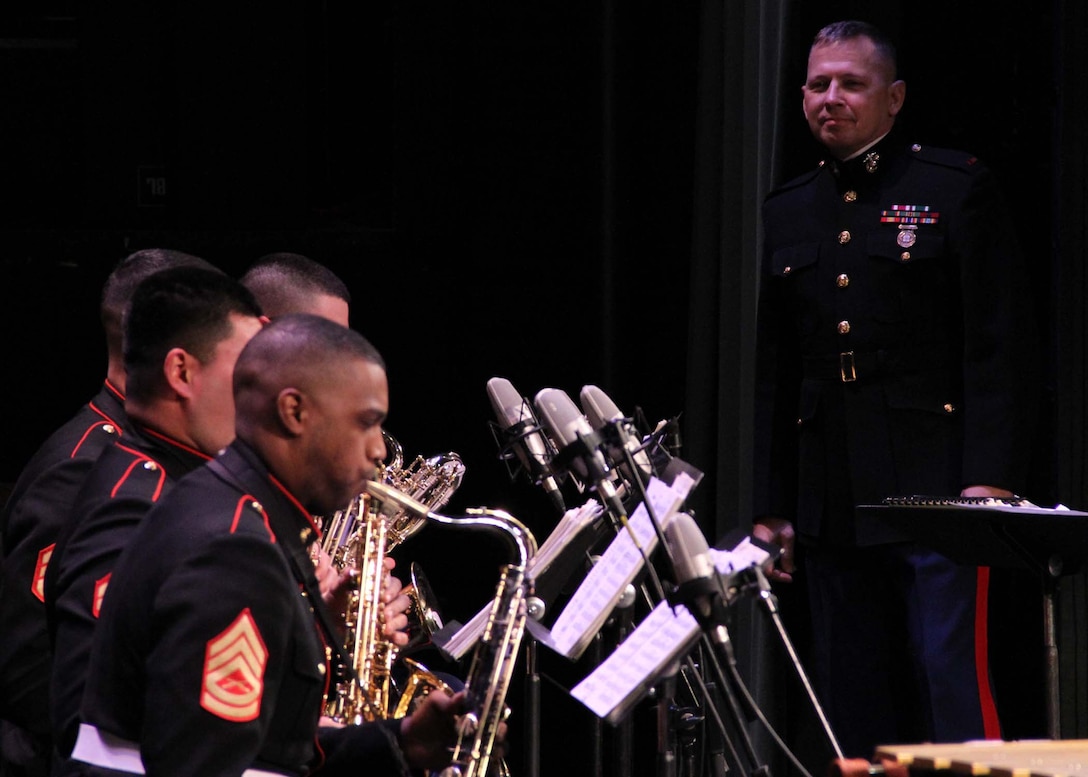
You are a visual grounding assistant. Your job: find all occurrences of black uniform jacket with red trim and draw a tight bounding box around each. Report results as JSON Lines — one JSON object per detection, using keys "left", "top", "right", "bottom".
{"left": 77, "top": 439, "right": 407, "bottom": 777}
{"left": 0, "top": 381, "right": 127, "bottom": 732}
{"left": 46, "top": 425, "right": 211, "bottom": 761}
{"left": 753, "top": 136, "right": 1038, "bottom": 545}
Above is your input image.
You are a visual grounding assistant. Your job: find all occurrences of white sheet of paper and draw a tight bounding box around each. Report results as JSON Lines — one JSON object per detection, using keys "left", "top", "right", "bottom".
{"left": 570, "top": 599, "right": 700, "bottom": 721}
{"left": 547, "top": 477, "right": 685, "bottom": 659}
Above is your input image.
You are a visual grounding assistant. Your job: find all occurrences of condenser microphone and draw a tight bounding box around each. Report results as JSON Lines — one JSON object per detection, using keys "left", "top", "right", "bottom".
{"left": 486, "top": 377, "right": 566, "bottom": 514}
{"left": 533, "top": 388, "right": 627, "bottom": 522}
{"left": 664, "top": 512, "right": 731, "bottom": 650}
{"left": 579, "top": 384, "right": 653, "bottom": 484}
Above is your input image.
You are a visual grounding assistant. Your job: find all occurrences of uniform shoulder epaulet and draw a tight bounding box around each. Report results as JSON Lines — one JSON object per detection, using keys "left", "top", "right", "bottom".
{"left": 907, "top": 143, "right": 986, "bottom": 174}
{"left": 70, "top": 418, "right": 122, "bottom": 459}
{"left": 765, "top": 165, "right": 823, "bottom": 202}
{"left": 228, "top": 495, "right": 277, "bottom": 543}
{"left": 109, "top": 444, "right": 168, "bottom": 502}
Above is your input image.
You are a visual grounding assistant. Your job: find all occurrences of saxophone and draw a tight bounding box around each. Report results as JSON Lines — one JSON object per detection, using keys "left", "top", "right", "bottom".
{"left": 320, "top": 432, "right": 465, "bottom": 724}
{"left": 365, "top": 481, "right": 537, "bottom": 777}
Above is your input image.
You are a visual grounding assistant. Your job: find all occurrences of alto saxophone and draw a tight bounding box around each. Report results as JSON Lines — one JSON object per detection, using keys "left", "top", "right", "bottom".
{"left": 320, "top": 432, "right": 465, "bottom": 724}
{"left": 365, "top": 481, "right": 537, "bottom": 777}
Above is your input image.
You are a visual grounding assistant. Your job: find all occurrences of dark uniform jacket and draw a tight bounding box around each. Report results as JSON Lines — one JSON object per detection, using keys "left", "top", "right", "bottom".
{"left": 753, "top": 136, "right": 1036, "bottom": 545}
{"left": 46, "top": 425, "right": 211, "bottom": 761}
{"left": 76, "top": 439, "right": 406, "bottom": 777}
{"left": 0, "top": 381, "right": 127, "bottom": 734}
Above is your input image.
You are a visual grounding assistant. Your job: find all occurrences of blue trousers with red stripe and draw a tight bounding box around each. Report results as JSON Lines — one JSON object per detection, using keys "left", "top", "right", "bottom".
{"left": 803, "top": 542, "right": 999, "bottom": 758}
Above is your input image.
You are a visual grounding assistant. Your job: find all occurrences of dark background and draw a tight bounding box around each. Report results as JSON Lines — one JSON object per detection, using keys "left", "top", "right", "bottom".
{"left": 0, "top": 2, "right": 1068, "bottom": 775}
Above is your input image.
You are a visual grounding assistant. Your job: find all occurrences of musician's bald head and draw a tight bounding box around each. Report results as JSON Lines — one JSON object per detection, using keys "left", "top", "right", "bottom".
{"left": 234, "top": 314, "right": 389, "bottom": 514}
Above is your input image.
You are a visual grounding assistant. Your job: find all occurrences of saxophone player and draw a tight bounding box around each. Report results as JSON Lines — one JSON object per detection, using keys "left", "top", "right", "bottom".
{"left": 71, "top": 314, "right": 465, "bottom": 777}
{"left": 239, "top": 252, "right": 414, "bottom": 644}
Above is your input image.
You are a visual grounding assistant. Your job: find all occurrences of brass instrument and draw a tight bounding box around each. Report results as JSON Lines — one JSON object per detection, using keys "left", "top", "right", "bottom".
{"left": 319, "top": 432, "right": 465, "bottom": 724}
{"left": 365, "top": 480, "right": 537, "bottom": 777}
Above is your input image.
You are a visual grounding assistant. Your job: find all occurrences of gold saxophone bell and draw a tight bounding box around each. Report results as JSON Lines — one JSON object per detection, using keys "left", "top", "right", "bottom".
{"left": 318, "top": 431, "right": 466, "bottom": 725}
{"left": 403, "top": 562, "right": 444, "bottom": 650}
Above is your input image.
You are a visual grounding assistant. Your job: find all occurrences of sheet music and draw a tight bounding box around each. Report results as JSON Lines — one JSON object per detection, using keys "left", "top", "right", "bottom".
{"left": 546, "top": 477, "right": 685, "bottom": 660}
{"left": 710, "top": 537, "right": 768, "bottom": 575}
{"left": 570, "top": 598, "right": 700, "bottom": 723}
{"left": 569, "top": 537, "right": 777, "bottom": 722}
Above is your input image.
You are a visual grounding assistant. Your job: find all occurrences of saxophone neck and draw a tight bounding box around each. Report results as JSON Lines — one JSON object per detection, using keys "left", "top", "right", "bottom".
{"left": 462, "top": 507, "right": 537, "bottom": 570}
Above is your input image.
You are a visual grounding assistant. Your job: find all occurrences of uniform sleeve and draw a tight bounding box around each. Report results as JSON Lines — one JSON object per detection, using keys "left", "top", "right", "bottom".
{"left": 0, "top": 454, "right": 98, "bottom": 728}
{"left": 138, "top": 531, "right": 302, "bottom": 777}
{"left": 315, "top": 720, "right": 409, "bottom": 777}
{"left": 49, "top": 469, "right": 163, "bottom": 757}
{"left": 953, "top": 164, "right": 1039, "bottom": 492}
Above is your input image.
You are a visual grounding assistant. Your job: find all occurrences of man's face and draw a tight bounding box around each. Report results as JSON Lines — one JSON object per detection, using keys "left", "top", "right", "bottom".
{"left": 802, "top": 36, "right": 905, "bottom": 159}
{"left": 302, "top": 358, "right": 389, "bottom": 516}
{"left": 188, "top": 313, "right": 264, "bottom": 455}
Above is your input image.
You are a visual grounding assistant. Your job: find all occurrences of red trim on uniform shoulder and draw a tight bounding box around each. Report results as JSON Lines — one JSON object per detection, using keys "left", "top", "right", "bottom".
{"left": 111, "top": 444, "right": 167, "bottom": 501}
{"left": 31, "top": 543, "right": 56, "bottom": 602}
{"left": 92, "top": 573, "right": 111, "bottom": 618}
{"left": 87, "top": 389, "right": 124, "bottom": 431}
{"left": 229, "top": 495, "right": 275, "bottom": 541}
{"left": 266, "top": 474, "right": 321, "bottom": 537}
{"left": 70, "top": 420, "right": 117, "bottom": 458}
{"left": 200, "top": 608, "right": 268, "bottom": 722}
{"left": 974, "top": 566, "right": 1002, "bottom": 738}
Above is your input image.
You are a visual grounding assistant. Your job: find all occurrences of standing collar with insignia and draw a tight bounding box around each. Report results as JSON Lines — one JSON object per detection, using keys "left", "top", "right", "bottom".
{"left": 824, "top": 132, "right": 906, "bottom": 185}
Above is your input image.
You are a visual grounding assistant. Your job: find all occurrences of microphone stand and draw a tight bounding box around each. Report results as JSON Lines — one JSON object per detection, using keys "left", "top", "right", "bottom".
{"left": 747, "top": 566, "right": 844, "bottom": 761}
{"left": 667, "top": 573, "right": 769, "bottom": 777}
{"left": 607, "top": 430, "right": 761, "bottom": 777}
{"left": 488, "top": 417, "right": 567, "bottom": 517}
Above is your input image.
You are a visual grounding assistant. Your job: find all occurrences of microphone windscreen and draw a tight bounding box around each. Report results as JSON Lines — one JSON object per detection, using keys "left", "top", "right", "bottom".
{"left": 534, "top": 388, "right": 593, "bottom": 449}
{"left": 487, "top": 377, "right": 529, "bottom": 427}
{"left": 664, "top": 512, "right": 715, "bottom": 585}
{"left": 579, "top": 384, "right": 624, "bottom": 430}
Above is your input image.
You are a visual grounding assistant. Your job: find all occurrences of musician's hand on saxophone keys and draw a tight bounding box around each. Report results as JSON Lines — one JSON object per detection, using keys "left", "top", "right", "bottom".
{"left": 381, "top": 556, "right": 412, "bottom": 647}
{"left": 313, "top": 545, "right": 354, "bottom": 610}
{"left": 399, "top": 689, "right": 469, "bottom": 770}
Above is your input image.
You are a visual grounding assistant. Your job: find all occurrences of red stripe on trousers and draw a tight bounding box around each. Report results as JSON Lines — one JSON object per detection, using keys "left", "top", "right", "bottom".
{"left": 975, "top": 566, "right": 1002, "bottom": 738}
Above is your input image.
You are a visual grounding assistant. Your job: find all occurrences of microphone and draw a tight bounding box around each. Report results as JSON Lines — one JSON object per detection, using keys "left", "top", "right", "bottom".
{"left": 533, "top": 388, "right": 627, "bottom": 522}
{"left": 486, "top": 378, "right": 566, "bottom": 514}
{"left": 579, "top": 384, "right": 653, "bottom": 485}
{"left": 664, "top": 513, "right": 732, "bottom": 652}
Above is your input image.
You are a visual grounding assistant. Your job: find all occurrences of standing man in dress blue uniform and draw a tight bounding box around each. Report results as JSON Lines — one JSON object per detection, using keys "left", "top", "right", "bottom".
{"left": 0, "top": 249, "right": 211, "bottom": 777}
{"left": 752, "top": 20, "right": 1037, "bottom": 758}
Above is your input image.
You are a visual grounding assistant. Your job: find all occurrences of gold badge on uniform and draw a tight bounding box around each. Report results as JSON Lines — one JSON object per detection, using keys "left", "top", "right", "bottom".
{"left": 863, "top": 152, "right": 880, "bottom": 173}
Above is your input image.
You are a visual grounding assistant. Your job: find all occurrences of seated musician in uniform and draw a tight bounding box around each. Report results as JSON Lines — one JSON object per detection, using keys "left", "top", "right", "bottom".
{"left": 71, "top": 315, "right": 466, "bottom": 777}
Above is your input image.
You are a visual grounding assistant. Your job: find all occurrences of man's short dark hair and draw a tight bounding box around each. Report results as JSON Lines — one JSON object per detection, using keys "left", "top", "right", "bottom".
{"left": 812, "top": 20, "right": 898, "bottom": 79}
{"left": 123, "top": 266, "right": 263, "bottom": 403}
{"left": 240, "top": 253, "right": 351, "bottom": 318}
{"left": 237, "top": 313, "right": 383, "bottom": 378}
{"left": 100, "top": 248, "right": 216, "bottom": 357}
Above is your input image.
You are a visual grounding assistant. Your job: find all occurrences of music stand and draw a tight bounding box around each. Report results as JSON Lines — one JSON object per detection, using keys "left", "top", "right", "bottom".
{"left": 859, "top": 497, "right": 1088, "bottom": 739}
